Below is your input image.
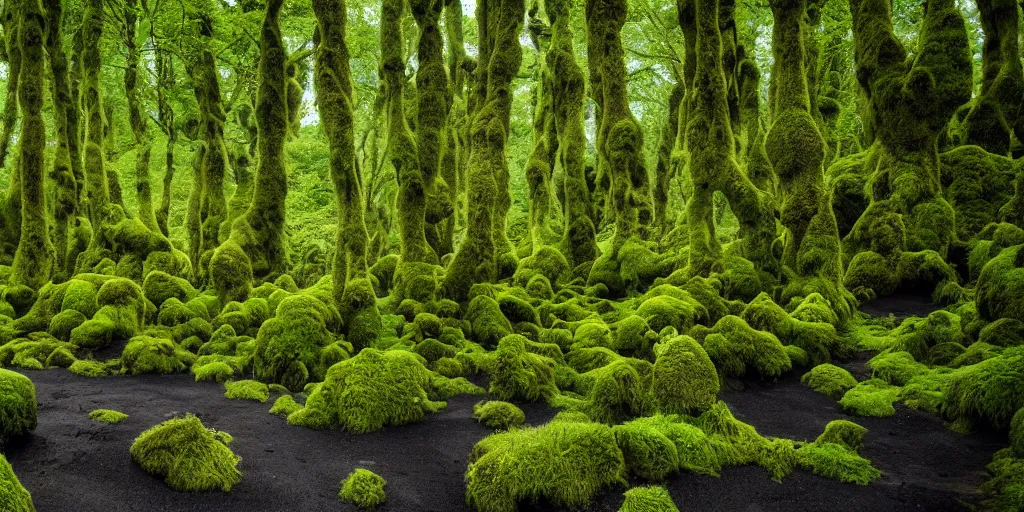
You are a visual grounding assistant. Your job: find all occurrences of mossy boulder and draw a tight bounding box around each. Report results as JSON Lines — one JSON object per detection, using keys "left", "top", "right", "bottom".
{"left": 287, "top": 349, "right": 467, "bottom": 432}
{"left": 253, "top": 294, "right": 335, "bottom": 391}
{"left": 700, "top": 316, "right": 792, "bottom": 378}
{"left": 651, "top": 335, "right": 719, "bottom": 414}
{"left": 801, "top": 364, "right": 858, "bottom": 399}
{"left": 89, "top": 409, "right": 128, "bottom": 424}
{"left": 976, "top": 244, "right": 1024, "bottom": 323}
{"left": 465, "top": 416, "right": 627, "bottom": 512}
{"left": 472, "top": 401, "right": 526, "bottom": 430}
{"left": 0, "top": 369, "right": 37, "bottom": 443}
{"left": 224, "top": 380, "right": 270, "bottom": 402}
{"left": 0, "top": 453, "right": 34, "bottom": 512}
{"left": 142, "top": 271, "right": 197, "bottom": 308}
{"left": 120, "top": 336, "right": 195, "bottom": 375}
{"left": 795, "top": 420, "right": 880, "bottom": 485}
{"left": 129, "top": 414, "right": 242, "bottom": 491}
{"left": 490, "top": 334, "right": 557, "bottom": 402}
{"left": 466, "top": 295, "right": 513, "bottom": 348}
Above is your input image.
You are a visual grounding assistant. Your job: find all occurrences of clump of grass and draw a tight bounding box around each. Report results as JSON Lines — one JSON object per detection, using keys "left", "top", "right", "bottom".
{"left": 129, "top": 414, "right": 241, "bottom": 491}
{"left": 338, "top": 468, "right": 386, "bottom": 509}
{"left": 89, "top": 409, "right": 128, "bottom": 424}
{"left": 473, "top": 401, "right": 526, "bottom": 430}
{"left": 224, "top": 380, "right": 270, "bottom": 402}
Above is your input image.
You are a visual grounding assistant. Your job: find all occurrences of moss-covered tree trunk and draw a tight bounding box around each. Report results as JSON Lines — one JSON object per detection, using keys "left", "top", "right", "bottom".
{"left": 843, "top": 0, "right": 971, "bottom": 259}
{"left": 412, "top": 0, "right": 455, "bottom": 259}
{"left": 654, "top": 80, "right": 683, "bottom": 235}
{"left": 10, "top": 0, "right": 55, "bottom": 288}
{"left": 443, "top": 0, "right": 524, "bottom": 300}
{"left": 439, "top": 0, "right": 467, "bottom": 257}
{"left": 764, "top": 0, "right": 844, "bottom": 301}
{"left": 312, "top": 0, "right": 381, "bottom": 348}
{"left": 523, "top": 6, "right": 559, "bottom": 251}
{"left": 81, "top": 0, "right": 111, "bottom": 224}
{"left": 961, "top": 0, "right": 1022, "bottom": 156}
{"left": 44, "top": 0, "right": 80, "bottom": 280}
{"left": 224, "top": 0, "right": 290, "bottom": 280}
{"left": 186, "top": 13, "right": 230, "bottom": 278}
{"left": 384, "top": 0, "right": 436, "bottom": 267}
{"left": 155, "top": 51, "right": 177, "bottom": 236}
{"left": 0, "top": 4, "right": 22, "bottom": 262}
{"left": 683, "top": 0, "right": 777, "bottom": 279}
{"left": 548, "top": 0, "right": 597, "bottom": 268}
{"left": 124, "top": 0, "right": 158, "bottom": 233}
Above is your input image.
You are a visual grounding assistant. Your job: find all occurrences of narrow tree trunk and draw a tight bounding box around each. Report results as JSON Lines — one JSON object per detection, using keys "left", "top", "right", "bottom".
{"left": 124, "top": 0, "right": 158, "bottom": 232}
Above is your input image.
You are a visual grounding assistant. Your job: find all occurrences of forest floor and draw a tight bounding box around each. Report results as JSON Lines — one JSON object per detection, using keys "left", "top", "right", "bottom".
{"left": 3, "top": 296, "right": 1005, "bottom": 512}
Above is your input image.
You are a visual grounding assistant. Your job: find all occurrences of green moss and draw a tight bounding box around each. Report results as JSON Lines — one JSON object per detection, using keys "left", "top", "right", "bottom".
{"left": 976, "top": 244, "right": 1024, "bottom": 323}
{"left": 224, "top": 380, "right": 270, "bottom": 402}
{"left": 466, "top": 295, "right": 513, "bottom": 348}
{"left": 48, "top": 309, "right": 86, "bottom": 342}
{"left": 338, "top": 468, "right": 386, "bottom": 509}
{"left": 795, "top": 440, "right": 880, "bottom": 485}
{"left": 88, "top": 408, "right": 128, "bottom": 424}
{"left": 193, "top": 361, "right": 235, "bottom": 383}
{"left": 490, "top": 334, "right": 557, "bottom": 402}
{"left": 636, "top": 294, "right": 704, "bottom": 334}
{"left": 701, "top": 316, "right": 792, "bottom": 378}
{"left": 130, "top": 414, "right": 241, "bottom": 492}
{"left": 652, "top": 335, "right": 719, "bottom": 414}
{"left": 786, "top": 345, "right": 810, "bottom": 367}
{"left": 121, "top": 335, "right": 195, "bottom": 375}
{"left": 981, "top": 451, "right": 1024, "bottom": 511}
{"left": 0, "top": 368, "right": 37, "bottom": 442}
{"left": 209, "top": 240, "right": 253, "bottom": 305}
{"left": 867, "top": 351, "right": 928, "bottom": 386}
{"left": 45, "top": 347, "right": 76, "bottom": 368}
{"left": 943, "top": 350, "right": 1024, "bottom": 429}
{"left": 618, "top": 486, "right": 679, "bottom": 512}
{"left": 269, "top": 395, "right": 302, "bottom": 416}
{"left": 841, "top": 378, "right": 900, "bottom": 417}
{"left": 286, "top": 348, "right": 448, "bottom": 432}
{"left": 253, "top": 294, "right": 335, "bottom": 391}
{"left": 978, "top": 318, "right": 1024, "bottom": 348}
{"left": 473, "top": 400, "right": 526, "bottom": 430}
{"left": 613, "top": 414, "right": 721, "bottom": 479}
{"left": 0, "top": 453, "right": 34, "bottom": 512}
{"left": 801, "top": 364, "right": 857, "bottom": 399}
{"left": 68, "top": 359, "right": 108, "bottom": 378}
{"left": 142, "top": 271, "right": 197, "bottom": 308}
{"left": 559, "top": 358, "right": 654, "bottom": 424}
{"left": 69, "top": 278, "right": 145, "bottom": 350}
{"left": 465, "top": 417, "right": 626, "bottom": 512}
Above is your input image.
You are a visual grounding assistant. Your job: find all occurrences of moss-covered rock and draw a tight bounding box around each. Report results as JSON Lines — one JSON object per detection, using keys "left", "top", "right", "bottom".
{"left": 224, "top": 380, "right": 270, "bottom": 402}
{"left": 943, "top": 350, "right": 1024, "bottom": 429}
{"left": 651, "top": 335, "right": 718, "bottom": 414}
{"left": 839, "top": 378, "right": 900, "bottom": 417}
{"left": 269, "top": 395, "right": 302, "bottom": 416}
{"left": 0, "top": 453, "right": 34, "bottom": 512}
{"left": 466, "top": 295, "right": 513, "bottom": 348}
{"left": 129, "top": 414, "right": 241, "bottom": 491}
{"left": 465, "top": 416, "right": 626, "bottom": 512}
{"left": 338, "top": 468, "right": 386, "bottom": 509}
{"left": 490, "top": 334, "right": 557, "bottom": 402}
{"left": 618, "top": 486, "right": 679, "bottom": 512}
{"left": 795, "top": 420, "right": 880, "bottom": 485}
{"left": 287, "top": 348, "right": 464, "bottom": 432}
{"left": 700, "top": 316, "right": 792, "bottom": 378}
{"left": 0, "top": 369, "right": 37, "bottom": 443}
{"left": 120, "top": 335, "right": 195, "bottom": 375}
{"left": 472, "top": 400, "right": 526, "bottom": 430}
{"left": 801, "top": 364, "right": 857, "bottom": 399}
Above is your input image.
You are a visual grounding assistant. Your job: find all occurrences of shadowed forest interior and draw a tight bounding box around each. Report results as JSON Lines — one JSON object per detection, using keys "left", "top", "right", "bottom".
{"left": 1, "top": 0, "right": 1024, "bottom": 509}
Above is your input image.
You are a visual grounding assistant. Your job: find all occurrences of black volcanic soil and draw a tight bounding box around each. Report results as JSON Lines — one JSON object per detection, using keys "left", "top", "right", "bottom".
{"left": 0, "top": 295, "right": 1006, "bottom": 511}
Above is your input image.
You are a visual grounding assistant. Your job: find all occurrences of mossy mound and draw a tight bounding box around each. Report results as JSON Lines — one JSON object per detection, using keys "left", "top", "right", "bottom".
{"left": 89, "top": 409, "right": 128, "bottom": 424}
{"left": 287, "top": 349, "right": 469, "bottom": 432}
{"left": 612, "top": 414, "right": 721, "bottom": 480}
{"left": 868, "top": 351, "right": 929, "bottom": 386}
{"left": 129, "top": 414, "right": 242, "bottom": 491}
{"left": 651, "top": 335, "right": 718, "bottom": 414}
{"left": 840, "top": 379, "right": 900, "bottom": 417}
{"left": 473, "top": 401, "right": 526, "bottom": 430}
{"left": 193, "top": 361, "right": 237, "bottom": 383}
{"left": 795, "top": 420, "right": 880, "bottom": 485}
{"left": 943, "top": 350, "right": 1024, "bottom": 429}
{"left": 465, "top": 416, "right": 626, "bottom": 512}
{"left": 269, "top": 395, "right": 302, "bottom": 416}
{"left": 224, "top": 380, "right": 270, "bottom": 402}
{"left": 253, "top": 293, "right": 336, "bottom": 391}
{"left": 120, "top": 336, "right": 195, "bottom": 375}
{"left": 69, "top": 278, "right": 146, "bottom": 350}
{"left": 975, "top": 244, "right": 1024, "bottom": 323}
{"left": 68, "top": 359, "right": 108, "bottom": 378}
{"left": 699, "top": 316, "right": 792, "bottom": 378}
{"left": 489, "top": 334, "right": 557, "bottom": 402}
{"left": 618, "top": 486, "right": 679, "bottom": 512}
{"left": 801, "top": 364, "right": 858, "bottom": 399}
{"left": 0, "top": 369, "right": 37, "bottom": 443}
{"left": 338, "top": 468, "right": 386, "bottom": 509}
{"left": 0, "top": 453, "right": 34, "bottom": 512}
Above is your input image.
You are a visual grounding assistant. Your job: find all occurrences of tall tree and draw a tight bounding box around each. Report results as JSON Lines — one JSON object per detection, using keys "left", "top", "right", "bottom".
{"left": 10, "top": 0, "right": 55, "bottom": 288}
{"left": 81, "top": 0, "right": 111, "bottom": 225}
{"left": 312, "top": 0, "right": 381, "bottom": 349}
{"left": 961, "top": 0, "right": 1022, "bottom": 156}
{"left": 124, "top": 0, "right": 158, "bottom": 232}
{"left": 443, "top": 0, "right": 525, "bottom": 300}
